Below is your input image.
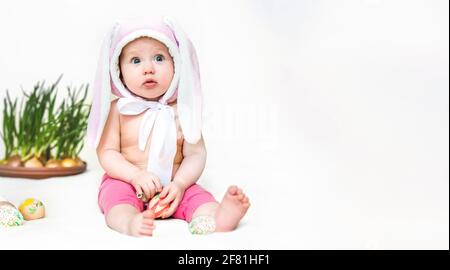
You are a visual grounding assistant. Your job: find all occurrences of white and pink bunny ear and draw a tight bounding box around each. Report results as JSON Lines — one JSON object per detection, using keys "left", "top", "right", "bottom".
{"left": 164, "top": 17, "right": 203, "bottom": 144}
{"left": 87, "top": 24, "right": 118, "bottom": 148}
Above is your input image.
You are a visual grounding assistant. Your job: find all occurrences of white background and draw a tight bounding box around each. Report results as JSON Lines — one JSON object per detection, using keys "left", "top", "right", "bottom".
{"left": 0, "top": 0, "right": 448, "bottom": 249}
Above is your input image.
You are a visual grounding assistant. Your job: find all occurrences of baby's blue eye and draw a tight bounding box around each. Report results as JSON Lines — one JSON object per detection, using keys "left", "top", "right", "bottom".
{"left": 154, "top": 54, "right": 165, "bottom": 62}
{"left": 131, "top": 57, "right": 141, "bottom": 64}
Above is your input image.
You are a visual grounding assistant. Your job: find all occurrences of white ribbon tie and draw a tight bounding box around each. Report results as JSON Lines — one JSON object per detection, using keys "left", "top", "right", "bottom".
{"left": 117, "top": 97, "right": 177, "bottom": 186}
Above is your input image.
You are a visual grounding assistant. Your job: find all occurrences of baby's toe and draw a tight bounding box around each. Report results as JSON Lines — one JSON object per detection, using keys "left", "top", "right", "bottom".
{"left": 142, "top": 210, "right": 155, "bottom": 220}
{"left": 142, "top": 223, "right": 155, "bottom": 230}
{"left": 227, "top": 185, "right": 239, "bottom": 195}
{"left": 142, "top": 219, "right": 154, "bottom": 226}
{"left": 139, "top": 228, "right": 153, "bottom": 236}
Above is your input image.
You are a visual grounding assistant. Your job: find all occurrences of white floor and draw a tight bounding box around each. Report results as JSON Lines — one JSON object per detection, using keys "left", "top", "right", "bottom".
{"left": 0, "top": 138, "right": 448, "bottom": 250}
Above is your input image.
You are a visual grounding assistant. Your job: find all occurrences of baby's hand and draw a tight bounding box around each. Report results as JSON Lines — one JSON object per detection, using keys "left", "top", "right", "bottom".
{"left": 158, "top": 181, "right": 186, "bottom": 219}
{"left": 130, "top": 170, "right": 163, "bottom": 201}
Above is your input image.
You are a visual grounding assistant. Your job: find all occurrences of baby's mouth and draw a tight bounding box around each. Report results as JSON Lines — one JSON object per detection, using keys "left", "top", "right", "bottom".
{"left": 143, "top": 79, "right": 157, "bottom": 88}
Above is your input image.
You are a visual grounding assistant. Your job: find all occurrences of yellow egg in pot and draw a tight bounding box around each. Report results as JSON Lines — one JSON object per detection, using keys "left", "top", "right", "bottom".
{"left": 18, "top": 198, "right": 45, "bottom": 220}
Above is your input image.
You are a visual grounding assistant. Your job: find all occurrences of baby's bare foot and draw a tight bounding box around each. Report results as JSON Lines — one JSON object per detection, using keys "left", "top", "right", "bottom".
{"left": 128, "top": 210, "right": 155, "bottom": 237}
{"left": 215, "top": 186, "right": 251, "bottom": 232}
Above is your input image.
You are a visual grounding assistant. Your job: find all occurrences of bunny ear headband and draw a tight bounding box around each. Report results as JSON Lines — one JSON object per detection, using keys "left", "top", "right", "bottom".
{"left": 87, "top": 17, "right": 203, "bottom": 186}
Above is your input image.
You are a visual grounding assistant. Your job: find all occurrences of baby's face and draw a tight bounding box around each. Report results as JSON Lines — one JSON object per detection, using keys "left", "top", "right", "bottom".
{"left": 119, "top": 37, "right": 174, "bottom": 101}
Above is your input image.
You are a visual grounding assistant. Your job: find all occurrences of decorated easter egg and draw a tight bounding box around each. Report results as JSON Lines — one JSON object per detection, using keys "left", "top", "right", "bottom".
{"left": 19, "top": 198, "right": 45, "bottom": 221}
{"left": 147, "top": 194, "right": 170, "bottom": 219}
{"left": 0, "top": 203, "right": 24, "bottom": 228}
{"left": 188, "top": 215, "right": 216, "bottom": 235}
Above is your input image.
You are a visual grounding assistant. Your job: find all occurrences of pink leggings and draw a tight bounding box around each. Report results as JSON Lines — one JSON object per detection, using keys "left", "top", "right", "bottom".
{"left": 98, "top": 174, "right": 217, "bottom": 222}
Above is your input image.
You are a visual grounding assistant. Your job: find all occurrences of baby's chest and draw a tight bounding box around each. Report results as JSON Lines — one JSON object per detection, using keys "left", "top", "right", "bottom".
{"left": 119, "top": 114, "right": 142, "bottom": 145}
{"left": 119, "top": 111, "right": 184, "bottom": 148}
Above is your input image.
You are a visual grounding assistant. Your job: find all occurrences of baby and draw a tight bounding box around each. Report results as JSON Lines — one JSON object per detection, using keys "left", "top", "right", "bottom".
{"left": 87, "top": 18, "right": 250, "bottom": 237}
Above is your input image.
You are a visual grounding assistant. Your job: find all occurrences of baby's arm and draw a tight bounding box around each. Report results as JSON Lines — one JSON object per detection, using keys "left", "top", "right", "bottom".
{"left": 172, "top": 136, "right": 207, "bottom": 190}
{"left": 96, "top": 99, "right": 141, "bottom": 182}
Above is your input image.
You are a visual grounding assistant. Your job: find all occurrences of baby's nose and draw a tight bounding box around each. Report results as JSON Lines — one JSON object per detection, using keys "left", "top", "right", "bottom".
{"left": 143, "top": 61, "right": 155, "bottom": 74}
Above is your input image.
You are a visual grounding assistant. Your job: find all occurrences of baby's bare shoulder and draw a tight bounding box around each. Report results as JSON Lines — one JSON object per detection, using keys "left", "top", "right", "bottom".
{"left": 111, "top": 98, "right": 119, "bottom": 108}
{"left": 108, "top": 98, "right": 120, "bottom": 120}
